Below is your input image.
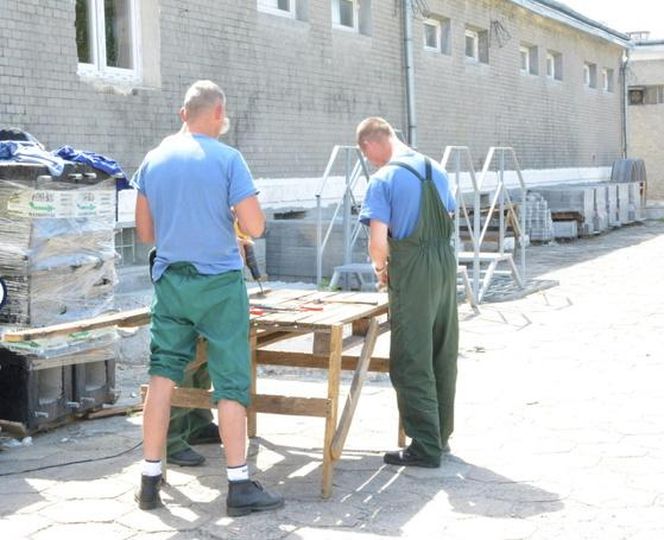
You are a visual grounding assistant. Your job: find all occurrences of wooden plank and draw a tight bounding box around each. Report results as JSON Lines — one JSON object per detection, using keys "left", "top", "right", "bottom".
{"left": 0, "top": 419, "right": 29, "bottom": 438}
{"left": 140, "top": 385, "right": 330, "bottom": 418}
{"left": 1, "top": 307, "right": 150, "bottom": 343}
{"left": 331, "top": 318, "right": 379, "bottom": 460}
{"left": 255, "top": 349, "right": 390, "bottom": 373}
{"left": 84, "top": 403, "right": 143, "bottom": 420}
{"left": 322, "top": 324, "right": 343, "bottom": 498}
{"left": 250, "top": 394, "right": 329, "bottom": 418}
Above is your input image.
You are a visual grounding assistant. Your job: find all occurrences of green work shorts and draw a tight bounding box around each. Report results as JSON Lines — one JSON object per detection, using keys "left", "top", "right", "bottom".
{"left": 148, "top": 263, "right": 250, "bottom": 407}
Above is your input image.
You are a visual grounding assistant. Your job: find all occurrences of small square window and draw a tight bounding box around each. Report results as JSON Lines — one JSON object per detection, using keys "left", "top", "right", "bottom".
{"left": 546, "top": 50, "right": 563, "bottom": 81}
{"left": 331, "top": 0, "right": 371, "bottom": 35}
{"left": 424, "top": 19, "right": 441, "bottom": 51}
{"left": 584, "top": 62, "right": 597, "bottom": 88}
{"left": 258, "top": 0, "right": 295, "bottom": 18}
{"left": 519, "top": 46, "right": 529, "bottom": 73}
{"left": 602, "top": 68, "right": 615, "bottom": 92}
{"left": 465, "top": 29, "right": 479, "bottom": 61}
{"left": 332, "top": 0, "right": 356, "bottom": 30}
{"left": 520, "top": 43, "right": 538, "bottom": 75}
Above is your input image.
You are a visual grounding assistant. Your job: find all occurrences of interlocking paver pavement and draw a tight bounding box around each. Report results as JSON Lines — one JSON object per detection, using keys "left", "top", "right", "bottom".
{"left": 1, "top": 220, "right": 663, "bottom": 539}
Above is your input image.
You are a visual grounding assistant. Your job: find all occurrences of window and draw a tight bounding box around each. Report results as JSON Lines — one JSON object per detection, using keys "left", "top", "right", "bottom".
{"left": 602, "top": 68, "right": 614, "bottom": 92}
{"left": 465, "top": 29, "right": 479, "bottom": 61}
{"left": 628, "top": 85, "right": 664, "bottom": 105}
{"left": 423, "top": 17, "right": 451, "bottom": 54}
{"left": 546, "top": 50, "right": 563, "bottom": 81}
{"left": 76, "top": 0, "right": 140, "bottom": 82}
{"left": 258, "top": 0, "right": 295, "bottom": 18}
{"left": 424, "top": 19, "right": 441, "bottom": 51}
{"left": 520, "top": 43, "right": 538, "bottom": 75}
{"left": 331, "top": 0, "right": 371, "bottom": 35}
{"left": 519, "top": 46, "right": 529, "bottom": 73}
{"left": 584, "top": 62, "right": 597, "bottom": 88}
{"left": 465, "top": 26, "right": 488, "bottom": 64}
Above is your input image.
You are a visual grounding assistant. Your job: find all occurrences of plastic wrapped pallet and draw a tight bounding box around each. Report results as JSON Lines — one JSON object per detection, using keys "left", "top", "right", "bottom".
{"left": 0, "top": 162, "right": 117, "bottom": 326}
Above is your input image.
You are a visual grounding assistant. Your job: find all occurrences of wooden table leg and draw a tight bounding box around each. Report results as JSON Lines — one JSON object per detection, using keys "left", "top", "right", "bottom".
{"left": 330, "top": 318, "right": 379, "bottom": 460}
{"left": 321, "top": 324, "right": 343, "bottom": 499}
{"left": 248, "top": 329, "right": 258, "bottom": 438}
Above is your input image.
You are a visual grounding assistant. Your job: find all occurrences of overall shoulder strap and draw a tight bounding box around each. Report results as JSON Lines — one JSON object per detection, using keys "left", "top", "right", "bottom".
{"left": 387, "top": 160, "right": 426, "bottom": 182}
{"left": 387, "top": 157, "right": 433, "bottom": 183}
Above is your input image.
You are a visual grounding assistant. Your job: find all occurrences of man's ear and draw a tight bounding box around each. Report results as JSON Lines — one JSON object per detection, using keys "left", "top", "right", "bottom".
{"left": 179, "top": 107, "right": 187, "bottom": 123}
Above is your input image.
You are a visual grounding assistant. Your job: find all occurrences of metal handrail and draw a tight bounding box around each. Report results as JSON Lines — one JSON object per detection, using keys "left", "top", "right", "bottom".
{"left": 477, "top": 147, "right": 528, "bottom": 282}
{"left": 315, "top": 146, "right": 371, "bottom": 286}
{"left": 440, "top": 146, "right": 482, "bottom": 300}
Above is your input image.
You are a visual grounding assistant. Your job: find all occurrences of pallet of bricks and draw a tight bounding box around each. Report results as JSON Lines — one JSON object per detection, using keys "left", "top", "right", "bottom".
{"left": 0, "top": 162, "right": 119, "bottom": 435}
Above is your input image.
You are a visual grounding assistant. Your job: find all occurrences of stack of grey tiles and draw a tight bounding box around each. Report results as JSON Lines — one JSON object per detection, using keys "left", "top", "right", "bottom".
{"left": 523, "top": 192, "right": 554, "bottom": 242}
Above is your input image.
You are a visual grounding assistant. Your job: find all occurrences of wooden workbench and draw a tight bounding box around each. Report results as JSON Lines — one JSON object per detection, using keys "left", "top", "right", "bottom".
{"left": 2, "top": 288, "right": 392, "bottom": 498}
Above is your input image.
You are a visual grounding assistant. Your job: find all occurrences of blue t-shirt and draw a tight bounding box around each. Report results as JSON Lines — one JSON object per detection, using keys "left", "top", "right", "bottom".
{"left": 359, "top": 151, "right": 456, "bottom": 240}
{"left": 131, "top": 133, "right": 257, "bottom": 280}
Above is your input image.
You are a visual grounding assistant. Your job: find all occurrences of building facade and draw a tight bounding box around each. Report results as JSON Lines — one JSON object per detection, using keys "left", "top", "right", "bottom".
{"left": 628, "top": 40, "right": 664, "bottom": 200}
{"left": 0, "top": 1, "right": 631, "bottom": 265}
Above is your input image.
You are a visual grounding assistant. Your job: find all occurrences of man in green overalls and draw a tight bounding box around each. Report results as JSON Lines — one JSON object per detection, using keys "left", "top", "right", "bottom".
{"left": 357, "top": 117, "right": 459, "bottom": 468}
{"left": 166, "top": 364, "right": 221, "bottom": 466}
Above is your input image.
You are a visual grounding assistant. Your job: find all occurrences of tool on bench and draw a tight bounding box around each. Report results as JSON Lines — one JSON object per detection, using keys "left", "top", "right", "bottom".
{"left": 249, "top": 303, "right": 324, "bottom": 316}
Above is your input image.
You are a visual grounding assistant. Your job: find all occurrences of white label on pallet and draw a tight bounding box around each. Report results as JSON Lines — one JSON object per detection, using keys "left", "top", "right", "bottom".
{"left": 7, "top": 190, "right": 115, "bottom": 218}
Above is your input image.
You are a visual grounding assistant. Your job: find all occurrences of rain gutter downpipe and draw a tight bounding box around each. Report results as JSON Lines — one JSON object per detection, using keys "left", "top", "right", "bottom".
{"left": 402, "top": 0, "right": 417, "bottom": 148}
{"left": 621, "top": 47, "right": 631, "bottom": 158}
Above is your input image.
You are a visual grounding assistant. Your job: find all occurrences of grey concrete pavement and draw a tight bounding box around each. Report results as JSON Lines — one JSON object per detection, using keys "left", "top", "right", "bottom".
{"left": 1, "top": 220, "right": 663, "bottom": 539}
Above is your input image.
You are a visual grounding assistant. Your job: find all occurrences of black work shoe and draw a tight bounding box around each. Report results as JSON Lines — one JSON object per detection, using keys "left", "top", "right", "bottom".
{"left": 226, "top": 480, "right": 284, "bottom": 517}
{"left": 135, "top": 474, "right": 163, "bottom": 510}
{"left": 383, "top": 448, "right": 440, "bottom": 468}
{"left": 167, "top": 447, "right": 206, "bottom": 467}
{"left": 189, "top": 422, "right": 222, "bottom": 445}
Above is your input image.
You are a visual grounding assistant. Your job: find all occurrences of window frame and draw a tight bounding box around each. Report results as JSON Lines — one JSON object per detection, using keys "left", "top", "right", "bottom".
{"left": 584, "top": 62, "right": 597, "bottom": 88}
{"left": 465, "top": 28, "right": 479, "bottom": 62}
{"left": 423, "top": 18, "right": 441, "bottom": 52}
{"left": 519, "top": 45, "right": 530, "bottom": 74}
{"left": 546, "top": 52, "right": 555, "bottom": 78}
{"left": 76, "top": 0, "right": 142, "bottom": 84}
{"left": 331, "top": 0, "right": 358, "bottom": 32}
{"left": 546, "top": 50, "right": 562, "bottom": 81}
{"left": 257, "top": 0, "right": 296, "bottom": 19}
{"left": 602, "top": 68, "right": 615, "bottom": 92}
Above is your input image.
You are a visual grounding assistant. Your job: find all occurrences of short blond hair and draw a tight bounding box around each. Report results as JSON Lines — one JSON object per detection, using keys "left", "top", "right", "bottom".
{"left": 183, "top": 80, "right": 225, "bottom": 120}
{"left": 356, "top": 117, "right": 395, "bottom": 146}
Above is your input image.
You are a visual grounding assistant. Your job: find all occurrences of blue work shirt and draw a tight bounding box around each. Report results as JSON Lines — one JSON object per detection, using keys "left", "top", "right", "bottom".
{"left": 131, "top": 133, "right": 257, "bottom": 281}
{"left": 359, "top": 151, "right": 456, "bottom": 239}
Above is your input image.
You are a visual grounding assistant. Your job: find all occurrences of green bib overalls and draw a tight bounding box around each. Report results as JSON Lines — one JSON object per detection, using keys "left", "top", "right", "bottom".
{"left": 387, "top": 157, "right": 459, "bottom": 463}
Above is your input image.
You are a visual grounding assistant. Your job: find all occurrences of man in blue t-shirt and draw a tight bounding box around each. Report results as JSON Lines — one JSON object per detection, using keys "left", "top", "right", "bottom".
{"left": 132, "top": 80, "right": 283, "bottom": 516}
{"left": 357, "top": 117, "right": 459, "bottom": 469}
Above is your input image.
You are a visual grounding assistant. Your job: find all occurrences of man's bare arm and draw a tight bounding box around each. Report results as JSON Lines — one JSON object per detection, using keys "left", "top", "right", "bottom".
{"left": 234, "top": 195, "right": 265, "bottom": 238}
{"left": 135, "top": 193, "right": 155, "bottom": 244}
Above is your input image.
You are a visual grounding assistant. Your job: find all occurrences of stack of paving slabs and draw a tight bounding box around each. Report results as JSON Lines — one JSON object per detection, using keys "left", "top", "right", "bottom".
{"left": 0, "top": 162, "right": 119, "bottom": 433}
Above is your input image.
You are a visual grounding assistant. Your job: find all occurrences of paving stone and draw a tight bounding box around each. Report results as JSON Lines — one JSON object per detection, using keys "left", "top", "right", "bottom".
{"left": 2, "top": 222, "right": 664, "bottom": 538}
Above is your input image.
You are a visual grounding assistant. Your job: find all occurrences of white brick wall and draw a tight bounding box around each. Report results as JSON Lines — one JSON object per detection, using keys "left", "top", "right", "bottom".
{"left": 1, "top": 0, "right": 627, "bottom": 206}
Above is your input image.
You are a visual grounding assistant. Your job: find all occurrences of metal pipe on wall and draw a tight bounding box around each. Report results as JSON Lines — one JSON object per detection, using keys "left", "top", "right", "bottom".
{"left": 402, "top": 0, "right": 417, "bottom": 148}
{"left": 621, "top": 48, "right": 631, "bottom": 158}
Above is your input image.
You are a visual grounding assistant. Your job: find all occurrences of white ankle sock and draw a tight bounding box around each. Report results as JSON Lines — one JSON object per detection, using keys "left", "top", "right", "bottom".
{"left": 143, "top": 459, "right": 162, "bottom": 477}
{"left": 227, "top": 463, "right": 249, "bottom": 482}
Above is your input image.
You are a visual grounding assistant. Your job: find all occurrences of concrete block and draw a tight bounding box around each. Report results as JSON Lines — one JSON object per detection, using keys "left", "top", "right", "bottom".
{"left": 553, "top": 220, "right": 578, "bottom": 239}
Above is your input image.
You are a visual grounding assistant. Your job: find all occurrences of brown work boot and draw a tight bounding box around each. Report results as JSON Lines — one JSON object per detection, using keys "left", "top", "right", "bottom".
{"left": 226, "top": 480, "right": 284, "bottom": 517}
{"left": 135, "top": 474, "right": 163, "bottom": 510}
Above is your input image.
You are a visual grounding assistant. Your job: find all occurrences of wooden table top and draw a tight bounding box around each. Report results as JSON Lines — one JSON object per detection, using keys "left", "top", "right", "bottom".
{"left": 248, "top": 289, "right": 389, "bottom": 330}
{"left": 0, "top": 288, "right": 389, "bottom": 343}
